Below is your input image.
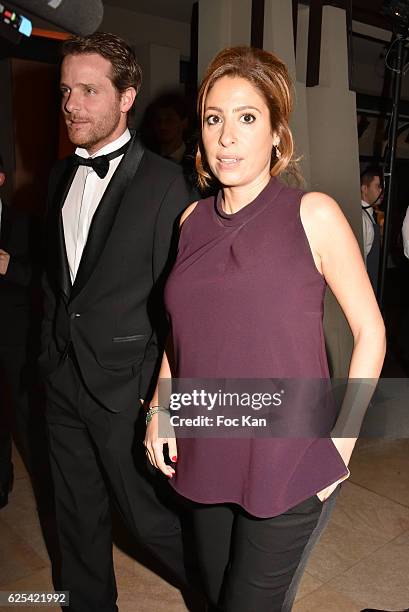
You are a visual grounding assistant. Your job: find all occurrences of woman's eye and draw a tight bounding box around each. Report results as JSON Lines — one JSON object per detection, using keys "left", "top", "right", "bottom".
{"left": 240, "top": 113, "right": 256, "bottom": 123}
{"left": 206, "top": 115, "right": 221, "bottom": 125}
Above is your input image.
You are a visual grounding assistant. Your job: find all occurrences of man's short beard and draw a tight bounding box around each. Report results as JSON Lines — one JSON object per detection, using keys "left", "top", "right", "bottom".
{"left": 68, "top": 108, "right": 122, "bottom": 151}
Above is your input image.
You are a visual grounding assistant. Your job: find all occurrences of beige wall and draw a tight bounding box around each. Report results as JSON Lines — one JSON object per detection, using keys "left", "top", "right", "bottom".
{"left": 264, "top": 0, "right": 311, "bottom": 185}
{"left": 198, "top": 0, "right": 252, "bottom": 80}
{"left": 133, "top": 43, "right": 184, "bottom": 127}
{"left": 263, "top": 2, "right": 359, "bottom": 376}
{"left": 303, "top": 6, "right": 361, "bottom": 378}
{"left": 100, "top": 6, "right": 191, "bottom": 127}
{"left": 101, "top": 5, "right": 191, "bottom": 57}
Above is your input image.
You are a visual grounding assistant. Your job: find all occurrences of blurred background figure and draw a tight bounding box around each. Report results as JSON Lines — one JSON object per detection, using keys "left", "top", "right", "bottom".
{"left": 141, "top": 91, "right": 200, "bottom": 194}
{"left": 398, "top": 205, "right": 409, "bottom": 376}
{"left": 0, "top": 153, "right": 32, "bottom": 509}
{"left": 360, "top": 166, "right": 383, "bottom": 294}
{"left": 151, "top": 92, "right": 190, "bottom": 162}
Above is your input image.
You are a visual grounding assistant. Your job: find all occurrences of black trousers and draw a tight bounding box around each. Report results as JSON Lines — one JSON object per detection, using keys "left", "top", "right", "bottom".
{"left": 45, "top": 355, "right": 192, "bottom": 612}
{"left": 191, "top": 489, "right": 339, "bottom": 612}
{"left": 0, "top": 344, "right": 30, "bottom": 486}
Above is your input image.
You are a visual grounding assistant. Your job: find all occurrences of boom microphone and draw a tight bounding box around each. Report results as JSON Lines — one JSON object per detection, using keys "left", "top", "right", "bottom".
{"left": 10, "top": 0, "right": 104, "bottom": 36}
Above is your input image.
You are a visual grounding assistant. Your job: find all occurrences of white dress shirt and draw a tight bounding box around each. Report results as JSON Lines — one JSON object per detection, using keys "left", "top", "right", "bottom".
{"left": 403, "top": 206, "right": 409, "bottom": 259}
{"left": 62, "top": 128, "right": 131, "bottom": 283}
{"left": 361, "top": 200, "right": 375, "bottom": 263}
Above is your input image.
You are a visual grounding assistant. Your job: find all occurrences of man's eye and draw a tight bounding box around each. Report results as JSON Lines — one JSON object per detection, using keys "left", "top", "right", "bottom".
{"left": 60, "top": 88, "right": 69, "bottom": 96}
{"left": 240, "top": 113, "right": 255, "bottom": 123}
{"left": 86, "top": 88, "right": 96, "bottom": 95}
{"left": 206, "top": 115, "right": 221, "bottom": 125}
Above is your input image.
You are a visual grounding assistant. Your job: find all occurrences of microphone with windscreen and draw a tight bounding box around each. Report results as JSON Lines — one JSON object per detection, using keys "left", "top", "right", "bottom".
{"left": 11, "top": 0, "right": 104, "bottom": 36}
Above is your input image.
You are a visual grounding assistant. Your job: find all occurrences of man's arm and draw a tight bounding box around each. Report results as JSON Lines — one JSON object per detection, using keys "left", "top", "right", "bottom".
{"left": 139, "top": 173, "right": 191, "bottom": 400}
{"left": 41, "top": 269, "right": 57, "bottom": 355}
{"left": 0, "top": 213, "right": 31, "bottom": 286}
{"left": 40, "top": 165, "right": 61, "bottom": 354}
{"left": 152, "top": 173, "right": 191, "bottom": 282}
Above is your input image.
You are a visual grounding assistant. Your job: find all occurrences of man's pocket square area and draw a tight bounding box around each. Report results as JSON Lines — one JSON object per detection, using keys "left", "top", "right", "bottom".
{"left": 112, "top": 334, "right": 147, "bottom": 343}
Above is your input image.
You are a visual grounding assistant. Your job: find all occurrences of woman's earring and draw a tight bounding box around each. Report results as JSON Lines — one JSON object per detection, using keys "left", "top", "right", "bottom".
{"left": 274, "top": 145, "right": 282, "bottom": 159}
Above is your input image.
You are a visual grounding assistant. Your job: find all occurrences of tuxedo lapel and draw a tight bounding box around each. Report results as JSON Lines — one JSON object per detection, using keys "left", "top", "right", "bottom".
{"left": 49, "top": 162, "right": 76, "bottom": 299}
{"left": 58, "top": 211, "right": 72, "bottom": 299}
{"left": 69, "top": 135, "right": 145, "bottom": 303}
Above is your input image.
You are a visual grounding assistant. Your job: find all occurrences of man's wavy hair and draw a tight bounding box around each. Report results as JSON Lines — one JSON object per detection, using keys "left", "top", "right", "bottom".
{"left": 61, "top": 32, "right": 142, "bottom": 101}
{"left": 196, "top": 46, "right": 301, "bottom": 190}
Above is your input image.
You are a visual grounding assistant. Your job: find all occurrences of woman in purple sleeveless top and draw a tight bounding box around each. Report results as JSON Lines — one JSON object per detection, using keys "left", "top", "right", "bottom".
{"left": 145, "top": 47, "right": 385, "bottom": 611}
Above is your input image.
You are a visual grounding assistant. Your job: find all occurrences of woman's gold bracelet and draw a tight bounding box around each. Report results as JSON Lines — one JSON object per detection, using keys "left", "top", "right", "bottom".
{"left": 145, "top": 406, "right": 169, "bottom": 425}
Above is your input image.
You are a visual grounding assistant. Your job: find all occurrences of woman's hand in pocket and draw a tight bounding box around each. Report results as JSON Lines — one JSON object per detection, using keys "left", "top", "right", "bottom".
{"left": 317, "top": 437, "right": 352, "bottom": 501}
{"left": 316, "top": 480, "right": 340, "bottom": 502}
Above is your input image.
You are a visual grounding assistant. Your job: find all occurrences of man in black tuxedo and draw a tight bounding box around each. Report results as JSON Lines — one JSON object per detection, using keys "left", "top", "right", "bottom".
{"left": 0, "top": 157, "right": 32, "bottom": 508}
{"left": 40, "top": 33, "right": 194, "bottom": 611}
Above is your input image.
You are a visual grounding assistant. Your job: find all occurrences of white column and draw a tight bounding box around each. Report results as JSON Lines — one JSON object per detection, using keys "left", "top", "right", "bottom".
{"left": 198, "top": 0, "right": 252, "bottom": 82}
{"left": 263, "top": 3, "right": 360, "bottom": 376}
{"left": 305, "top": 7, "right": 361, "bottom": 227}
{"left": 263, "top": 0, "right": 296, "bottom": 76}
{"left": 263, "top": 0, "right": 311, "bottom": 184}
{"left": 303, "top": 5, "right": 361, "bottom": 377}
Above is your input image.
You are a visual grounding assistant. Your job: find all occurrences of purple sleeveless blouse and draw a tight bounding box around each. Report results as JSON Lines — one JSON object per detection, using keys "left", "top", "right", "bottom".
{"left": 164, "top": 178, "right": 348, "bottom": 517}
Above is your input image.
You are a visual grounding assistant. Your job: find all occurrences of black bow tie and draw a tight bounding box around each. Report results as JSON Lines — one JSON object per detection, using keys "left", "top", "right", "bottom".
{"left": 70, "top": 140, "right": 130, "bottom": 179}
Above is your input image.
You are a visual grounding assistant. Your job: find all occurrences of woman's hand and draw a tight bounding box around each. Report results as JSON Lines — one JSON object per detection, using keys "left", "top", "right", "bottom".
{"left": 316, "top": 480, "right": 341, "bottom": 502}
{"left": 144, "top": 412, "right": 177, "bottom": 479}
{"left": 316, "top": 437, "right": 352, "bottom": 502}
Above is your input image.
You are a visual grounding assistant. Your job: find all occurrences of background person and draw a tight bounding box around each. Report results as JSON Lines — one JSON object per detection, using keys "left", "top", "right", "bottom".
{"left": 141, "top": 91, "right": 199, "bottom": 194}
{"left": 0, "top": 154, "right": 32, "bottom": 509}
{"left": 150, "top": 92, "right": 191, "bottom": 163}
{"left": 145, "top": 46, "right": 386, "bottom": 612}
{"left": 398, "top": 205, "right": 409, "bottom": 375}
{"left": 360, "top": 166, "right": 383, "bottom": 294}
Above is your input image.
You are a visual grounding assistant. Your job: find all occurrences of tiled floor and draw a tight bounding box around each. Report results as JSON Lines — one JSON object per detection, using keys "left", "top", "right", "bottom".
{"left": 1, "top": 439, "right": 408, "bottom": 611}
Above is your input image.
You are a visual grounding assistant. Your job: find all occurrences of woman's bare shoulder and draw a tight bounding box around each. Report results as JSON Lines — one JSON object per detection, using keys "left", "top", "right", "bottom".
{"left": 300, "top": 191, "right": 342, "bottom": 223}
{"left": 180, "top": 201, "right": 199, "bottom": 227}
